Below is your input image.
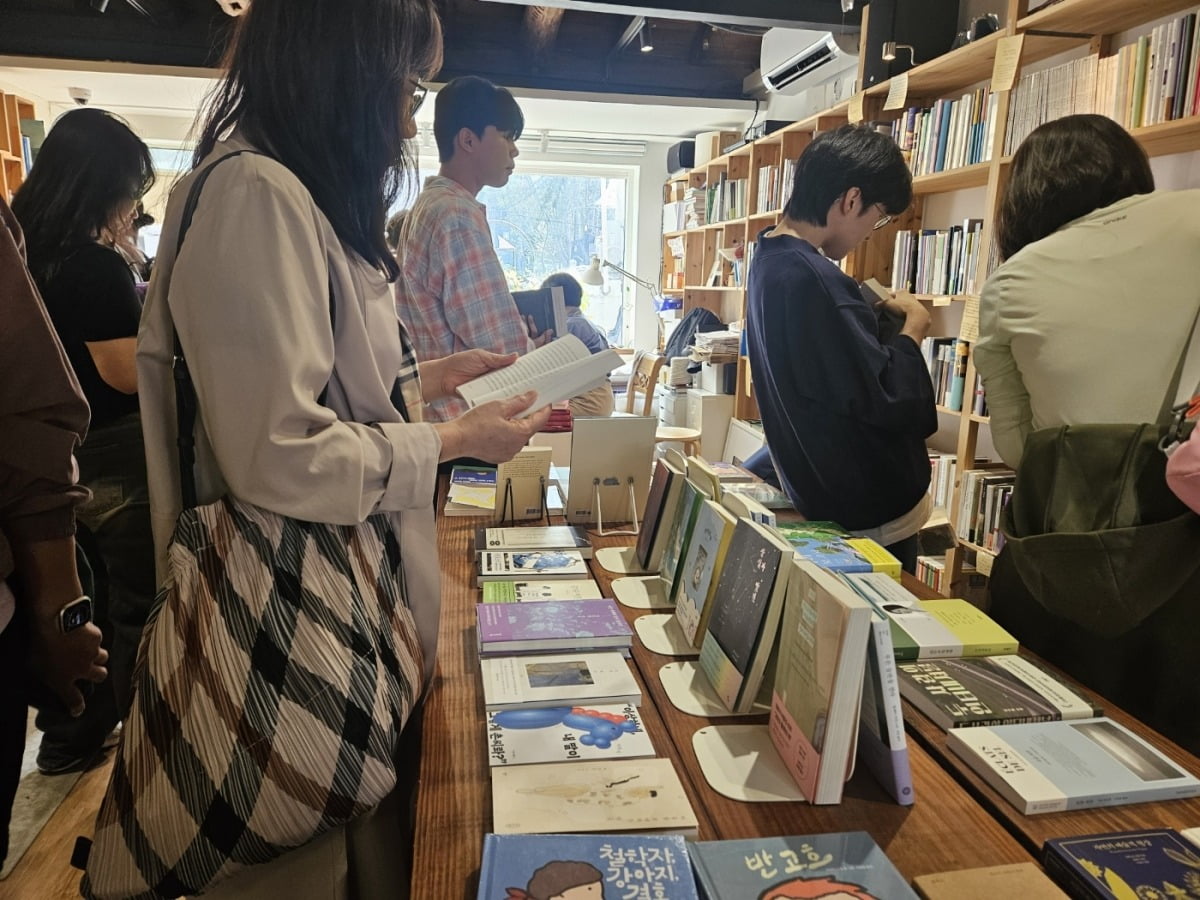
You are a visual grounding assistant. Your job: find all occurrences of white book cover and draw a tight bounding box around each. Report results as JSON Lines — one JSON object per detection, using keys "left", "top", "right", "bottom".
{"left": 457, "top": 334, "right": 623, "bottom": 410}
{"left": 480, "top": 579, "right": 604, "bottom": 603}
{"left": 480, "top": 651, "right": 641, "bottom": 711}
{"left": 475, "top": 525, "right": 590, "bottom": 557}
{"left": 490, "top": 758, "right": 697, "bottom": 835}
{"left": 485, "top": 703, "right": 655, "bottom": 766}
{"left": 476, "top": 549, "right": 590, "bottom": 585}
{"left": 947, "top": 717, "right": 1200, "bottom": 815}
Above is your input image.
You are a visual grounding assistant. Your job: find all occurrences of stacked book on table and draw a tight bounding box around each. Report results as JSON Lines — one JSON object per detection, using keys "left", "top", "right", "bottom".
{"left": 471, "top": 523, "right": 699, "bottom": 839}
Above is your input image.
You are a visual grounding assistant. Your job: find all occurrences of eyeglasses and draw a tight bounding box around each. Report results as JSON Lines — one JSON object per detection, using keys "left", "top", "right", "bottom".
{"left": 410, "top": 80, "right": 428, "bottom": 115}
{"left": 872, "top": 213, "right": 894, "bottom": 231}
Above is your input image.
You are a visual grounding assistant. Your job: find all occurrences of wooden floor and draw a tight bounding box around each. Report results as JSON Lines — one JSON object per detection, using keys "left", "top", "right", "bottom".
{"left": 0, "top": 756, "right": 111, "bottom": 900}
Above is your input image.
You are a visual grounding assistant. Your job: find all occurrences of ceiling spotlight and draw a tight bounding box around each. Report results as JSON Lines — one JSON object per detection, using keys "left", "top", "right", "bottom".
{"left": 639, "top": 24, "right": 654, "bottom": 53}
{"left": 90, "top": 0, "right": 110, "bottom": 10}
{"left": 882, "top": 41, "right": 916, "bottom": 66}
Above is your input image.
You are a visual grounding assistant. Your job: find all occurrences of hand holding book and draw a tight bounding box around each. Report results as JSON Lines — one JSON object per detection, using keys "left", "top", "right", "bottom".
{"left": 456, "top": 334, "right": 623, "bottom": 411}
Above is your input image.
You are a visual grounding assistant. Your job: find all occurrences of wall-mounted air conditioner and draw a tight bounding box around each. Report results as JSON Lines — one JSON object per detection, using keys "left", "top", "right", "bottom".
{"left": 760, "top": 27, "right": 859, "bottom": 96}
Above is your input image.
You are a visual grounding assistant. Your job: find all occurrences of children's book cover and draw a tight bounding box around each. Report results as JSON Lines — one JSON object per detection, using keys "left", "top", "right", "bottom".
{"left": 672, "top": 499, "right": 736, "bottom": 649}
{"left": 476, "top": 832, "right": 698, "bottom": 900}
{"left": 490, "top": 758, "right": 697, "bottom": 836}
{"left": 481, "top": 579, "right": 605, "bottom": 603}
{"left": 688, "top": 831, "right": 918, "bottom": 899}
{"left": 1043, "top": 829, "right": 1200, "bottom": 900}
{"left": 485, "top": 703, "right": 655, "bottom": 767}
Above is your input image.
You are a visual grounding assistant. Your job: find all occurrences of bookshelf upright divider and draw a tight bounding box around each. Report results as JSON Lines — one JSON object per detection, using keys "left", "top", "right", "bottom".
{"left": 661, "top": 0, "right": 1200, "bottom": 595}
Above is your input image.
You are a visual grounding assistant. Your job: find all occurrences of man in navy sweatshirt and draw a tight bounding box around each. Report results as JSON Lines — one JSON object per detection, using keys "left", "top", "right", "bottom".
{"left": 746, "top": 125, "right": 936, "bottom": 572}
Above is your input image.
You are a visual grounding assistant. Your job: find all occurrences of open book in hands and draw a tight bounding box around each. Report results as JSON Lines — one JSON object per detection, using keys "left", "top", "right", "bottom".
{"left": 456, "top": 334, "right": 623, "bottom": 412}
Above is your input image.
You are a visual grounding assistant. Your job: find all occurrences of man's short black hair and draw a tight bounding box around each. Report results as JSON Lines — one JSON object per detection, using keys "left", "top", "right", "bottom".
{"left": 541, "top": 272, "right": 583, "bottom": 308}
{"left": 434, "top": 75, "right": 525, "bottom": 163}
{"left": 784, "top": 124, "right": 912, "bottom": 226}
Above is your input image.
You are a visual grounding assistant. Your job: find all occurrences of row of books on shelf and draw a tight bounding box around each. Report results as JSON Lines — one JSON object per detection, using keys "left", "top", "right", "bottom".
{"left": 480, "top": 824, "right": 1200, "bottom": 899}
{"left": 706, "top": 172, "right": 750, "bottom": 224}
{"left": 754, "top": 157, "right": 796, "bottom": 216}
{"left": 922, "top": 337, "right": 970, "bottom": 412}
{"left": 1005, "top": 14, "right": 1200, "bottom": 158}
{"left": 888, "top": 87, "right": 1000, "bottom": 178}
{"left": 956, "top": 465, "right": 1015, "bottom": 549}
{"left": 891, "top": 219, "right": 985, "bottom": 298}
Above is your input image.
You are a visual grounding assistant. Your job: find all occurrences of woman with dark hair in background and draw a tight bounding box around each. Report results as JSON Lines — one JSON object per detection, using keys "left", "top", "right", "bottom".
{"left": 135, "top": 0, "right": 547, "bottom": 895}
{"left": 11, "top": 107, "right": 155, "bottom": 776}
{"left": 975, "top": 114, "right": 1195, "bottom": 467}
{"left": 976, "top": 113, "right": 1200, "bottom": 754}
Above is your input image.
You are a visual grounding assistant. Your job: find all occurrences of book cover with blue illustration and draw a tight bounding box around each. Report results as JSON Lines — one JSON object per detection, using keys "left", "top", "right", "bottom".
{"left": 1043, "top": 829, "right": 1200, "bottom": 900}
{"left": 477, "top": 832, "right": 698, "bottom": 899}
{"left": 688, "top": 831, "right": 918, "bottom": 899}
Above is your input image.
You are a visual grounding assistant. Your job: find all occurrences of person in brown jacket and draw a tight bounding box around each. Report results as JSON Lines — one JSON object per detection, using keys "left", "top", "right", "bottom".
{"left": 0, "top": 195, "right": 108, "bottom": 866}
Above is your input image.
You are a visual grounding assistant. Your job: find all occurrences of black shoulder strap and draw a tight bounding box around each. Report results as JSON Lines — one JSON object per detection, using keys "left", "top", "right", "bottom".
{"left": 171, "top": 150, "right": 336, "bottom": 508}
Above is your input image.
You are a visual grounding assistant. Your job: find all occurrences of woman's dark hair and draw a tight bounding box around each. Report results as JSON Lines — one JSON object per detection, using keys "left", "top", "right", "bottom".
{"left": 434, "top": 75, "right": 524, "bottom": 163}
{"left": 784, "top": 124, "right": 911, "bottom": 226}
{"left": 541, "top": 272, "right": 583, "bottom": 307}
{"left": 194, "top": 0, "right": 442, "bottom": 279}
{"left": 996, "top": 114, "right": 1154, "bottom": 261}
{"left": 12, "top": 107, "right": 154, "bottom": 281}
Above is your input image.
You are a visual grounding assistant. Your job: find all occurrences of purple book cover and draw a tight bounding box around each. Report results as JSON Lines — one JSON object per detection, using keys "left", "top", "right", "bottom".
{"left": 477, "top": 599, "right": 633, "bottom": 646}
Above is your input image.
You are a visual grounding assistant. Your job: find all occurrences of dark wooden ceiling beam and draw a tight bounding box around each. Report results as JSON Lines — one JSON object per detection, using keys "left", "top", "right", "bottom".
{"left": 478, "top": 0, "right": 860, "bottom": 32}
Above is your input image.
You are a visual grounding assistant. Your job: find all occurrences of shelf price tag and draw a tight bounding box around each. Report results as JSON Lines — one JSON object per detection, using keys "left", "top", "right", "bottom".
{"left": 883, "top": 71, "right": 909, "bottom": 111}
{"left": 961, "top": 295, "right": 980, "bottom": 343}
{"left": 848, "top": 92, "right": 866, "bottom": 124}
{"left": 991, "top": 34, "right": 1025, "bottom": 93}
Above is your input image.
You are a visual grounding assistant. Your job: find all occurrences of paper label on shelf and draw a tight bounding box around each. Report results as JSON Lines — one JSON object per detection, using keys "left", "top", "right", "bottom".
{"left": 975, "top": 547, "right": 994, "bottom": 577}
{"left": 960, "top": 295, "right": 980, "bottom": 343}
{"left": 848, "top": 92, "right": 865, "bottom": 124}
{"left": 991, "top": 34, "right": 1025, "bottom": 93}
{"left": 932, "top": 296, "right": 951, "bottom": 307}
{"left": 883, "top": 72, "right": 909, "bottom": 111}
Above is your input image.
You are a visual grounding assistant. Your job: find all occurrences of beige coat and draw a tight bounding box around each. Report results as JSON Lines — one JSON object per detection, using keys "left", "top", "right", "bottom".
{"left": 136, "top": 135, "right": 441, "bottom": 899}
{"left": 975, "top": 189, "right": 1200, "bottom": 468}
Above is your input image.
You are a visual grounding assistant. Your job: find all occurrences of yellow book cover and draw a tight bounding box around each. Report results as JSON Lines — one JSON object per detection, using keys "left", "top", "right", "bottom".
{"left": 923, "top": 599, "right": 1018, "bottom": 657}
{"left": 845, "top": 538, "right": 902, "bottom": 581}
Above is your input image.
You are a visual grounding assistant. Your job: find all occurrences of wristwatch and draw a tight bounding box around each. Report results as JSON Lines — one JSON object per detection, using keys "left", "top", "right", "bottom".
{"left": 57, "top": 595, "right": 93, "bottom": 634}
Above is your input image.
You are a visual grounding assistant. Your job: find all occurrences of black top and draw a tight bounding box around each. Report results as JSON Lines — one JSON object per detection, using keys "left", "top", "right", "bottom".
{"left": 37, "top": 243, "right": 141, "bottom": 429}
{"left": 745, "top": 230, "right": 937, "bottom": 532}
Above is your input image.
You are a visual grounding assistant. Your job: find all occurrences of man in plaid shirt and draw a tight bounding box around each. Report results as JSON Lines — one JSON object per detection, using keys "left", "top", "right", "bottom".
{"left": 396, "top": 76, "right": 548, "bottom": 422}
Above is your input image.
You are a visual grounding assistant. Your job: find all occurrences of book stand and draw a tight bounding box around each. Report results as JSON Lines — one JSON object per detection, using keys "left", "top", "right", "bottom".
{"left": 611, "top": 575, "right": 671, "bottom": 609}
{"left": 691, "top": 725, "right": 805, "bottom": 803}
{"left": 632, "top": 613, "right": 697, "bottom": 657}
{"left": 592, "top": 477, "right": 655, "bottom": 575}
{"left": 496, "top": 474, "right": 548, "bottom": 526}
{"left": 657, "top": 661, "right": 761, "bottom": 719}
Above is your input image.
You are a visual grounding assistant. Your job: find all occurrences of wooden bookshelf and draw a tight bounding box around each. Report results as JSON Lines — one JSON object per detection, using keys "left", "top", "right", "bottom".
{"left": 0, "top": 91, "right": 36, "bottom": 202}
{"left": 660, "top": 0, "right": 1200, "bottom": 596}
{"left": 912, "top": 161, "right": 991, "bottom": 195}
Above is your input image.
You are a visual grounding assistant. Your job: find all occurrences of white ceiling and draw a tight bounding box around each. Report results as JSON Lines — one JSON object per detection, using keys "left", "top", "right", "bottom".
{"left": 0, "top": 62, "right": 756, "bottom": 146}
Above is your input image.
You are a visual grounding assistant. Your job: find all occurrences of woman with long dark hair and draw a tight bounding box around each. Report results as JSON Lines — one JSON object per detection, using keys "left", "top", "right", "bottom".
{"left": 12, "top": 107, "right": 155, "bottom": 775}
{"left": 134, "top": 0, "right": 547, "bottom": 895}
{"left": 975, "top": 114, "right": 1176, "bottom": 467}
